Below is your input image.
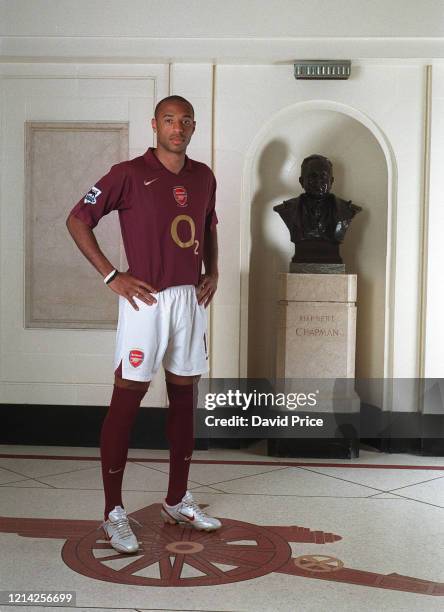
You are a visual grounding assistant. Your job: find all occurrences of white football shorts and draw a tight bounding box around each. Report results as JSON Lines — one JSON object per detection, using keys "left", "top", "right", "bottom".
{"left": 114, "top": 284, "right": 209, "bottom": 382}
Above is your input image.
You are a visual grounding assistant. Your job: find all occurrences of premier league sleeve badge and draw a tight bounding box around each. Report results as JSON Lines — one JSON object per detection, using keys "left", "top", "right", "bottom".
{"left": 84, "top": 186, "right": 102, "bottom": 205}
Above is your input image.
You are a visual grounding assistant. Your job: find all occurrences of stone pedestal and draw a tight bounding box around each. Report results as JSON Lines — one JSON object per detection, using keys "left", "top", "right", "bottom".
{"left": 270, "top": 273, "right": 360, "bottom": 458}
{"left": 276, "top": 273, "right": 357, "bottom": 379}
{"left": 289, "top": 262, "right": 345, "bottom": 274}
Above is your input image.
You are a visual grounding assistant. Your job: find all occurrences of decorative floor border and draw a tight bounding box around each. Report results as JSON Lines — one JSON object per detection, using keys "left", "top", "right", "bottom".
{"left": 0, "top": 453, "right": 443, "bottom": 470}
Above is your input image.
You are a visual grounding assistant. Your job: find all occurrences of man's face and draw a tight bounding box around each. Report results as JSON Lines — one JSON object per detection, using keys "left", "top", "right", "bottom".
{"left": 299, "top": 160, "right": 334, "bottom": 197}
{"left": 151, "top": 101, "right": 195, "bottom": 154}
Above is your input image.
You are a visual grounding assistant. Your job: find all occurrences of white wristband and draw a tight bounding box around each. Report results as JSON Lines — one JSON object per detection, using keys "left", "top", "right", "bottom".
{"left": 104, "top": 269, "right": 118, "bottom": 284}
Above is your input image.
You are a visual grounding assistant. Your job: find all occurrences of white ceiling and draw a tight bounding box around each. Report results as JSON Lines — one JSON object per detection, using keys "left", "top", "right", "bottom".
{"left": 2, "top": 0, "right": 444, "bottom": 38}
{"left": 2, "top": 0, "right": 444, "bottom": 61}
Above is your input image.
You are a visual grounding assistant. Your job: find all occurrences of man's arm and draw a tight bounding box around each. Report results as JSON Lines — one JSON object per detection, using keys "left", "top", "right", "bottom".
{"left": 66, "top": 214, "right": 157, "bottom": 310}
{"left": 196, "top": 226, "right": 218, "bottom": 307}
{"left": 66, "top": 214, "right": 115, "bottom": 278}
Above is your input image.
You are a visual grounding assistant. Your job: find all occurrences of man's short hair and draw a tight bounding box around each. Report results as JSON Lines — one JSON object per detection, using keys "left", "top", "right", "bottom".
{"left": 154, "top": 95, "right": 194, "bottom": 119}
{"left": 301, "top": 154, "right": 333, "bottom": 176}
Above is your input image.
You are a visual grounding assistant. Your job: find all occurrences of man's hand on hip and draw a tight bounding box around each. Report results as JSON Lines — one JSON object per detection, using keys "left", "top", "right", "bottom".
{"left": 196, "top": 273, "right": 218, "bottom": 308}
{"left": 108, "top": 272, "right": 158, "bottom": 310}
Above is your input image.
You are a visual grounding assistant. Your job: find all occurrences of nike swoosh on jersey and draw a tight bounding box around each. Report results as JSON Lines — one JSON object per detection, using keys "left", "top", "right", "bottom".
{"left": 108, "top": 467, "right": 123, "bottom": 474}
{"left": 144, "top": 178, "right": 159, "bottom": 186}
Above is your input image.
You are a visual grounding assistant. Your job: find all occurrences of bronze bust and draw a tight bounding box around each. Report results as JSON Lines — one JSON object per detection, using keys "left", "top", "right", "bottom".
{"left": 273, "top": 154, "right": 361, "bottom": 266}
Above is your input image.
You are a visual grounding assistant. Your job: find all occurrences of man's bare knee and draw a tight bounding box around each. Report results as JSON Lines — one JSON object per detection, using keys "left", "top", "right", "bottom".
{"left": 114, "top": 373, "right": 150, "bottom": 393}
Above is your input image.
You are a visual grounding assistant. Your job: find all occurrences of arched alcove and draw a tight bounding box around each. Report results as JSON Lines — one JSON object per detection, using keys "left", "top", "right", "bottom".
{"left": 241, "top": 102, "right": 394, "bottom": 391}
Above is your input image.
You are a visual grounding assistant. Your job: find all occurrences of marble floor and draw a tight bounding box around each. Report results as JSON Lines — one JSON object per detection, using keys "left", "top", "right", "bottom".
{"left": 0, "top": 441, "right": 443, "bottom": 612}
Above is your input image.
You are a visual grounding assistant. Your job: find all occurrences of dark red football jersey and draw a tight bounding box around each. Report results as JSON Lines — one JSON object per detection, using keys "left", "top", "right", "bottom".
{"left": 68, "top": 147, "right": 218, "bottom": 290}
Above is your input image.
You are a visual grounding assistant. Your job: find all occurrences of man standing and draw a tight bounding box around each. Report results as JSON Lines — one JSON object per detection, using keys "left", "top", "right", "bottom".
{"left": 66, "top": 95, "right": 221, "bottom": 554}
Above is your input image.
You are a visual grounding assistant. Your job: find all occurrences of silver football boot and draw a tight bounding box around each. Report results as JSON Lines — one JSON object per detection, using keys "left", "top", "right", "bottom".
{"left": 161, "top": 490, "right": 222, "bottom": 531}
{"left": 102, "top": 505, "right": 140, "bottom": 553}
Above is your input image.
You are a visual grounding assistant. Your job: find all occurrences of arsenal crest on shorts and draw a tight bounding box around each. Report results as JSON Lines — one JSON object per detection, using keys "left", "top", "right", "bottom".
{"left": 173, "top": 186, "right": 188, "bottom": 207}
{"left": 129, "top": 349, "right": 144, "bottom": 368}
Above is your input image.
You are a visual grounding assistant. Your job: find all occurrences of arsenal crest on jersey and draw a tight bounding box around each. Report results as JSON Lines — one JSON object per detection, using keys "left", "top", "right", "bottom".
{"left": 173, "top": 186, "right": 188, "bottom": 207}
{"left": 129, "top": 349, "right": 144, "bottom": 368}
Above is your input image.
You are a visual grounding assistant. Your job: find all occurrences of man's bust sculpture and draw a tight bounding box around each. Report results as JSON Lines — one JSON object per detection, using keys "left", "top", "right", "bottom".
{"left": 273, "top": 154, "right": 361, "bottom": 266}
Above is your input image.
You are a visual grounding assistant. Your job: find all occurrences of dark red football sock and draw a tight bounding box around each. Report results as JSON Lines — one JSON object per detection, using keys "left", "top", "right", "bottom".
{"left": 100, "top": 385, "right": 145, "bottom": 520}
{"left": 165, "top": 381, "right": 197, "bottom": 506}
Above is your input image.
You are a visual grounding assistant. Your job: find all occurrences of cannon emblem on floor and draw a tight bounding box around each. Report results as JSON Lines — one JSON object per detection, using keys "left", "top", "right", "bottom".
{"left": 0, "top": 503, "right": 442, "bottom": 595}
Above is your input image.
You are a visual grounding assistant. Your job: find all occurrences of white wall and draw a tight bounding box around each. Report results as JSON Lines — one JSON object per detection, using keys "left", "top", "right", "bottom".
{"left": 213, "top": 63, "right": 426, "bottom": 383}
{"left": 245, "top": 109, "right": 387, "bottom": 382}
{"left": 424, "top": 64, "right": 444, "bottom": 377}
{"left": 0, "top": 64, "right": 171, "bottom": 407}
{"left": 0, "top": 61, "right": 220, "bottom": 406}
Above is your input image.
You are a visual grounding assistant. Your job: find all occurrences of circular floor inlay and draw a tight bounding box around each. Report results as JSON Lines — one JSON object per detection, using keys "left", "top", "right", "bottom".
{"left": 165, "top": 541, "right": 204, "bottom": 554}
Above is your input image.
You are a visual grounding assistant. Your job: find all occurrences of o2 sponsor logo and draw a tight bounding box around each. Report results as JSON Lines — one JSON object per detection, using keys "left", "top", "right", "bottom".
{"left": 170, "top": 214, "right": 199, "bottom": 254}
